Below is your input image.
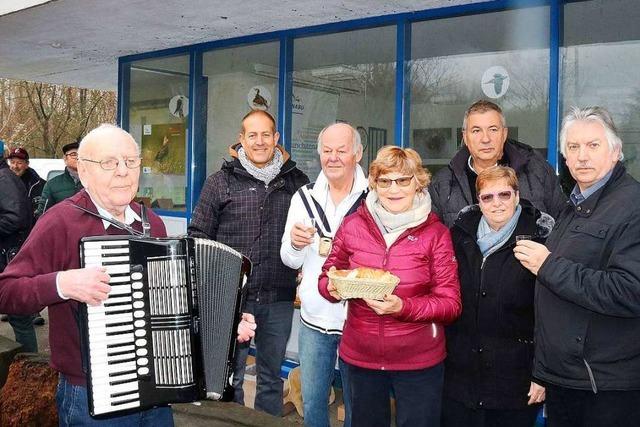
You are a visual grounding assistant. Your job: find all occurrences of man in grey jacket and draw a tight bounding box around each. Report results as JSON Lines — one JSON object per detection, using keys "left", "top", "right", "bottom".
{"left": 429, "top": 100, "right": 566, "bottom": 226}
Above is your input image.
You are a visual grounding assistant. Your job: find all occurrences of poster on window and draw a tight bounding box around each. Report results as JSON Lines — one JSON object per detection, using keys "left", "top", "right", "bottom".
{"left": 290, "top": 87, "right": 339, "bottom": 179}
{"left": 141, "top": 124, "right": 186, "bottom": 175}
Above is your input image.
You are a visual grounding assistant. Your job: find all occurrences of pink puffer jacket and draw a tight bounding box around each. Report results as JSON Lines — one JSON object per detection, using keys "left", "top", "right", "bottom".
{"left": 319, "top": 205, "right": 461, "bottom": 371}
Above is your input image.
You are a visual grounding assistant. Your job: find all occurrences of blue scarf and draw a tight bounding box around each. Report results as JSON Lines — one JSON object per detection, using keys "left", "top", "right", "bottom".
{"left": 476, "top": 204, "right": 522, "bottom": 257}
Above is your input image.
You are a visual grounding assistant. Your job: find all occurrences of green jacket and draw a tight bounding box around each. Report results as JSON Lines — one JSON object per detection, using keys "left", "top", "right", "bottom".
{"left": 36, "top": 168, "right": 83, "bottom": 217}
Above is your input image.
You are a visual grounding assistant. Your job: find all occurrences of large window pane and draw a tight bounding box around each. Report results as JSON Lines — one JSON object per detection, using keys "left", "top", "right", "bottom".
{"left": 203, "top": 42, "right": 279, "bottom": 175}
{"left": 562, "top": 0, "right": 640, "bottom": 184}
{"left": 128, "top": 54, "right": 189, "bottom": 211}
{"left": 292, "top": 26, "right": 396, "bottom": 178}
{"left": 410, "top": 7, "right": 550, "bottom": 174}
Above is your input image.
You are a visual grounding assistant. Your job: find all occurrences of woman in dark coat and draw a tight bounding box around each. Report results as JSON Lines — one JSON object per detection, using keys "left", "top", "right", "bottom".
{"left": 442, "top": 165, "right": 554, "bottom": 427}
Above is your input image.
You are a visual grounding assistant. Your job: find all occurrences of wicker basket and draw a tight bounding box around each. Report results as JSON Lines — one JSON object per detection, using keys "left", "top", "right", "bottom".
{"left": 327, "top": 268, "right": 400, "bottom": 300}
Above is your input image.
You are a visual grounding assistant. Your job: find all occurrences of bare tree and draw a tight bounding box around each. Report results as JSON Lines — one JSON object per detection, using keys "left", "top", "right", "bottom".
{"left": 0, "top": 79, "right": 116, "bottom": 157}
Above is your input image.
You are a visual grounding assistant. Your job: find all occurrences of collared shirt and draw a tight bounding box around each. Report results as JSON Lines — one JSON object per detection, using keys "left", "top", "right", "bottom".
{"left": 570, "top": 168, "right": 614, "bottom": 206}
{"left": 91, "top": 195, "right": 141, "bottom": 229}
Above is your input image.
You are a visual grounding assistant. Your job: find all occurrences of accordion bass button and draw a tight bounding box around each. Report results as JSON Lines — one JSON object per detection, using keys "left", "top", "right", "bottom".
{"left": 132, "top": 292, "right": 144, "bottom": 299}
{"left": 131, "top": 272, "right": 143, "bottom": 280}
{"left": 131, "top": 282, "right": 143, "bottom": 290}
{"left": 135, "top": 339, "right": 147, "bottom": 347}
{"left": 136, "top": 348, "right": 148, "bottom": 356}
{"left": 138, "top": 367, "right": 149, "bottom": 376}
{"left": 137, "top": 357, "right": 149, "bottom": 366}
{"left": 134, "top": 310, "right": 145, "bottom": 319}
{"left": 133, "top": 301, "right": 145, "bottom": 309}
{"left": 134, "top": 320, "right": 145, "bottom": 328}
{"left": 134, "top": 329, "right": 147, "bottom": 337}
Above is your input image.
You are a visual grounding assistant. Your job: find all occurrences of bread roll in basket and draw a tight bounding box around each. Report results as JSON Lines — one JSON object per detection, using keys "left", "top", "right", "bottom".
{"left": 327, "top": 266, "right": 400, "bottom": 300}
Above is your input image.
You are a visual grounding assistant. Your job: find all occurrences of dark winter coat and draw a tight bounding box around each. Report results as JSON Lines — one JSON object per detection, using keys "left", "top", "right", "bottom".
{"left": 36, "top": 167, "right": 83, "bottom": 217}
{"left": 188, "top": 145, "right": 309, "bottom": 304}
{"left": 535, "top": 162, "right": 640, "bottom": 392}
{"left": 429, "top": 139, "right": 567, "bottom": 227}
{"left": 445, "top": 201, "right": 553, "bottom": 410}
{"left": 0, "top": 162, "right": 32, "bottom": 271}
{"left": 19, "top": 167, "right": 46, "bottom": 223}
{"left": 318, "top": 205, "right": 461, "bottom": 371}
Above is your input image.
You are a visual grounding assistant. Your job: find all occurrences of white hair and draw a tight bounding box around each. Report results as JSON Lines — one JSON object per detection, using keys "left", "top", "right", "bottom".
{"left": 559, "top": 106, "right": 624, "bottom": 161}
{"left": 78, "top": 124, "right": 140, "bottom": 156}
{"left": 316, "top": 122, "right": 362, "bottom": 156}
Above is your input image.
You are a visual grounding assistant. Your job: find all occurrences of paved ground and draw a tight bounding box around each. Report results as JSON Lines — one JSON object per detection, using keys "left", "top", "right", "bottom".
{"left": 0, "top": 309, "right": 346, "bottom": 426}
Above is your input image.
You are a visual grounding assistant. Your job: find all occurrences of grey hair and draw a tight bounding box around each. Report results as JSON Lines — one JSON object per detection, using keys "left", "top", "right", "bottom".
{"left": 461, "top": 99, "right": 507, "bottom": 131}
{"left": 559, "top": 106, "right": 624, "bottom": 161}
{"left": 316, "top": 122, "right": 362, "bottom": 156}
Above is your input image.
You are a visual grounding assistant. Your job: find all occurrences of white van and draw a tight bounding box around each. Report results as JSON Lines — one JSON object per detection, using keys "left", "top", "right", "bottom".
{"left": 28, "top": 158, "right": 65, "bottom": 181}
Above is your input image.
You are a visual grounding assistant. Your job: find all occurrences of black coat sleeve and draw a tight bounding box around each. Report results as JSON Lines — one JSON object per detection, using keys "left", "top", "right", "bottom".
{"left": 0, "top": 171, "right": 31, "bottom": 238}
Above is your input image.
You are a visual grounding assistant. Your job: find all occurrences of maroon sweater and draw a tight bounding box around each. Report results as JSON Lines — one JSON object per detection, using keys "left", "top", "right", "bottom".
{"left": 0, "top": 190, "right": 166, "bottom": 385}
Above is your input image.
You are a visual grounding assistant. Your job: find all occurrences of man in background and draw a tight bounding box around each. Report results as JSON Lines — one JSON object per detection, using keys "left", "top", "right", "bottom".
{"left": 0, "top": 156, "right": 37, "bottom": 352}
{"left": 429, "top": 100, "right": 566, "bottom": 226}
{"left": 36, "top": 140, "right": 83, "bottom": 217}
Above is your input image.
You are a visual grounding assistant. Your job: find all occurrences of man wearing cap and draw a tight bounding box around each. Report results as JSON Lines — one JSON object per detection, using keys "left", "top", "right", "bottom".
{"left": 4, "top": 147, "right": 46, "bottom": 327}
{"left": 36, "top": 141, "right": 83, "bottom": 217}
{"left": 7, "top": 147, "right": 46, "bottom": 223}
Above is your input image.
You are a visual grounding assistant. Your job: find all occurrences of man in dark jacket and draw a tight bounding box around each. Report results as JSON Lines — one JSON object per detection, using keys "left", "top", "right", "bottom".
{"left": 189, "top": 110, "right": 309, "bottom": 416}
{"left": 7, "top": 147, "right": 46, "bottom": 223}
{"left": 515, "top": 106, "right": 640, "bottom": 426}
{"left": 36, "top": 140, "right": 83, "bottom": 217}
{"left": 0, "top": 157, "right": 38, "bottom": 352}
{"left": 429, "top": 100, "right": 567, "bottom": 226}
{"left": 6, "top": 147, "right": 48, "bottom": 326}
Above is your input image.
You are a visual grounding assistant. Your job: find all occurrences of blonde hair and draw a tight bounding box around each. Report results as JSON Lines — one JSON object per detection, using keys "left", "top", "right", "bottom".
{"left": 368, "top": 146, "right": 431, "bottom": 191}
{"left": 475, "top": 165, "right": 518, "bottom": 195}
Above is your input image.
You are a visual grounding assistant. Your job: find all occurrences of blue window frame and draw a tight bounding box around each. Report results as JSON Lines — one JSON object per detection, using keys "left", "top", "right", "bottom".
{"left": 117, "top": 0, "right": 594, "bottom": 219}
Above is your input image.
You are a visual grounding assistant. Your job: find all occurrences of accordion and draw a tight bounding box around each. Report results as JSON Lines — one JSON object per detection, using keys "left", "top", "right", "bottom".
{"left": 78, "top": 235, "right": 250, "bottom": 417}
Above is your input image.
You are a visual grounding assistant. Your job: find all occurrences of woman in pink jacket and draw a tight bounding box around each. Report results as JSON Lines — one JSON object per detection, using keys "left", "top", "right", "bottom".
{"left": 318, "top": 146, "right": 461, "bottom": 427}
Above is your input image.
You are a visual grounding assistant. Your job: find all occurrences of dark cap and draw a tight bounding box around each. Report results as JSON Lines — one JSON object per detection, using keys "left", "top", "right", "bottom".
{"left": 62, "top": 141, "right": 80, "bottom": 154}
{"left": 7, "top": 147, "right": 29, "bottom": 161}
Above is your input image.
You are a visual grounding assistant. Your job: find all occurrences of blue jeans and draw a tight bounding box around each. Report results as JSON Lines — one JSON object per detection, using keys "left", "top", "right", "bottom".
{"left": 232, "top": 300, "right": 294, "bottom": 416}
{"left": 56, "top": 375, "right": 174, "bottom": 426}
{"left": 345, "top": 360, "right": 444, "bottom": 427}
{"left": 8, "top": 314, "right": 37, "bottom": 353}
{"left": 298, "top": 323, "right": 351, "bottom": 427}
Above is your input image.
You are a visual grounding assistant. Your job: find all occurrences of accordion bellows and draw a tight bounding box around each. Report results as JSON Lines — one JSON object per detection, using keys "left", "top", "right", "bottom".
{"left": 327, "top": 267, "right": 400, "bottom": 300}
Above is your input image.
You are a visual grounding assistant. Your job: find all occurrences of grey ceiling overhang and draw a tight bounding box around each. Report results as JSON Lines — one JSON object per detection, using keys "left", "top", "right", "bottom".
{"left": 0, "top": 0, "right": 485, "bottom": 91}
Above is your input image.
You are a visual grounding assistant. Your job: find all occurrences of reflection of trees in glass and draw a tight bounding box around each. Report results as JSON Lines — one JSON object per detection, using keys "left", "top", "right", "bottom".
{"left": 409, "top": 57, "right": 465, "bottom": 104}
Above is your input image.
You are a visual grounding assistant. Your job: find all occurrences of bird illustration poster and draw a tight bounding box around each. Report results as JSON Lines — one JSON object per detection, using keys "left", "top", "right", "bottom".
{"left": 169, "top": 95, "right": 189, "bottom": 118}
{"left": 248, "top": 85, "right": 272, "bottom": 110}
{"left": 481, "top": 66, "right": 510, "bottom": 99}
{"left": 140, "top": 123, "right": 186, "bottom": 175}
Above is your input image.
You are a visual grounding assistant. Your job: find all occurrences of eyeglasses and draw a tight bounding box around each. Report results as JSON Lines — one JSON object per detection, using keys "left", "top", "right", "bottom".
{"left": 478, "top": 190, "right": 516, "bottom": 204}
{"left": 80, "top": 156, "right": 141, "bottom": 170}
{"left": 65, "top": 152, "right": 78, "bottom": 159}
{"left": 376, "top": 176, "right": 414, "bottom": 189}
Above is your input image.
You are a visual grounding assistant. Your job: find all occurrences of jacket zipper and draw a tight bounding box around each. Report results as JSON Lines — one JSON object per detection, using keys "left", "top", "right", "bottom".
{"left": 583, "top": 359, "right": 598, "bottom": 393}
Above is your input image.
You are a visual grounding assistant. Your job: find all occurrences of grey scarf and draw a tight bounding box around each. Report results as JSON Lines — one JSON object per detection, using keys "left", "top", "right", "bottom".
{"left": 237, "top": 146, "right": 284, "bottom": 185}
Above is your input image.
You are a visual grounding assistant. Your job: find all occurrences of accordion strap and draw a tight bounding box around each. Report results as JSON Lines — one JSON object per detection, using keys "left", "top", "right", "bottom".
{"left": 73, "top": 204, "right": 144, "bottom": 236}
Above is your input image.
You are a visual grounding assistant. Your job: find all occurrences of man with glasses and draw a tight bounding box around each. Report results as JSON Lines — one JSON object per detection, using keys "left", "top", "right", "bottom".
{"left": 189, "top": 110, "right": 309, "bottom": 417}
{"left": 0, "top": 124, "right": 175, "bottom": 425}
{"left": 429, "top": 100, "right": 566, "bottom": 226}
{"left": 36, "top": 140, "right": 83, "bottom": 218}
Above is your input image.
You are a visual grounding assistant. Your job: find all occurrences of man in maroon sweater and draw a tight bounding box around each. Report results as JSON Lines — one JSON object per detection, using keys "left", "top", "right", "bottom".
{"left": 0, "top": 126, "right": 163, "bottom": 425}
